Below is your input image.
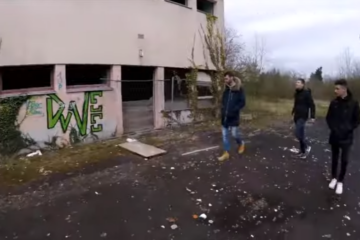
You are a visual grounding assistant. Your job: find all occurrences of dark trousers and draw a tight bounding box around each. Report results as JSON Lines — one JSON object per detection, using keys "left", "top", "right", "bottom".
{"left": 295, "top": 119, "right": 307, "bottom": 153}
{"left": 331, "top": 144, "right": 350, "bottom": 182}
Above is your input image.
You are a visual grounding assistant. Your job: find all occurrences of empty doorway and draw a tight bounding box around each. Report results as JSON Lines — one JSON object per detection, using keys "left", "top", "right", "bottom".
{"left": 121, "top": 66, "right": 155, "bottom": 133}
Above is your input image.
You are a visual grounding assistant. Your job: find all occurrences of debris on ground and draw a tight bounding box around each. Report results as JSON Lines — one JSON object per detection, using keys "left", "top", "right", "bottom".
{"left": 199, "top": 213, "right": 207, "bottom": 219}
{"left": 289, "top": 147, "right": 298, "bottom": 153}
{"left": 185, "top": 187, "right": 195, "bottom": 194}
{"left": 27, "top": 150, "right": 42, "bottom": 157}
{"left": 166, "top": 217, "right": 177, "bottom": 223}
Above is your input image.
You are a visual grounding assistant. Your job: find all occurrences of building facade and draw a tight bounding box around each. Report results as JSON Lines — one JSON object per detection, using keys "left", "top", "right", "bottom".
{"left": 0, "top": 0, "right": 224, "bottom": 153}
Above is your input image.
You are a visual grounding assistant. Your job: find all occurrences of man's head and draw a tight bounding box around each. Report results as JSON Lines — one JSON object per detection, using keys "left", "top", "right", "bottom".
{"left": 295, "top": 78, "right": 305, "bottom": 89}
{"left": 334, "top": 79, "right": 348, "bottom": 98}
{"left": 224, "top": 71, "right": 235, "bottom": 84}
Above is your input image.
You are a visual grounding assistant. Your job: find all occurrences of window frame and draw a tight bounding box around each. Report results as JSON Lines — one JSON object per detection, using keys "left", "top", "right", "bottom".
{"left": 0, "top": 65, "right": 55, "bottom": 98}
{"left": 65, "top": 64, "right": 112, "bottom": 93}
{"left": 165, "top": 0, "right": 191, "bottom": 9}
{"left": 196, "top": 0, "right": 216, "bottom": 14}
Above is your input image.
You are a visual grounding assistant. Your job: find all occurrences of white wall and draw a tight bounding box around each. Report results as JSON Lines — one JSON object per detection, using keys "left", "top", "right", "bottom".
{"left": 0, "top": 0, "right": 224, "bottom": 69}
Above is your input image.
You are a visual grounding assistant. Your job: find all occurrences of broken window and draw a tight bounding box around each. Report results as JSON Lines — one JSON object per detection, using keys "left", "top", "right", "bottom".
{"left": 164, "top": 68, "right": 189, "bottom": 110}
{"left": 166, "top": 0, "right": 187, "bottom": 7}
{"left": 197, "top": 0, "right": 214, "bottom": 14}
{"left": 66, "top": 65, "right": 110, "bottom": 87}
{"left": 197, "top": 71, "right": 213, "bottom": 108}
{"left": 121, "top": 66, "right": 154, "bottom": 102}
{"left": 0, "top": 65, "right": 53, "bottom": 93}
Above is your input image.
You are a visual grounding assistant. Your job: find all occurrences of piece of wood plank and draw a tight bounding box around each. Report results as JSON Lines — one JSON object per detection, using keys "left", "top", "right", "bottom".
{"left": 118, "top": 141, "right": 166, "bottom": 158}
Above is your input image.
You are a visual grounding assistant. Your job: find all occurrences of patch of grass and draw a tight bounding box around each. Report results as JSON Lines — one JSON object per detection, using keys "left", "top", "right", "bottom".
{"left": 246, "top": 98, "right": 328, "bottom": 117}
{"left": 0, "top": 140, "right": 125, "bottom": 186}
{"left": 244, "top": 98, "right": 329, "bottom": 128}
{"left": 0, "top": 130, "right": 191, "bottom": 187}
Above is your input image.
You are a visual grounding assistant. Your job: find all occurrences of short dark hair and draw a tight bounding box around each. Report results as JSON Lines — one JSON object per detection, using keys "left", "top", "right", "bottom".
{"left": 334, "top": 79, "right": 348, "bottom": 87}
{"left": 224, "top": 71, "right": 234, "bottom": 77}
{"left": 297, "top": 78, "right": 305, "bottom": 84}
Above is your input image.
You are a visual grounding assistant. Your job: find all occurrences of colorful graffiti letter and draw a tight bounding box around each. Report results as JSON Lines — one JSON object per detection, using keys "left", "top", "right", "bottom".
{"left": 46, "top": 91, "right": 103, "bottom": 136}
{"left": 26, "top": 97, "right": 44, "bottom": 116}
{"left": 89, "top": 91, "right": 103, "bottom": 132}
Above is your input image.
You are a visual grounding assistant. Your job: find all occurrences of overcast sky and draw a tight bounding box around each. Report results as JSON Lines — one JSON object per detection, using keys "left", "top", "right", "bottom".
{"left": 225, "top": 0, "right": 360, "bottom": 76}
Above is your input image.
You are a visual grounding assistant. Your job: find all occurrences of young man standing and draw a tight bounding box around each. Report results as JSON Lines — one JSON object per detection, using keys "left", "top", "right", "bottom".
{"left": 218, "top": 71, "right": 246, "bottom": 162}
{"left": 326, "top": 79, "right": 359, "bottom": 195}
{"left": 292, "top": 78, "right": 316, "bottom": 159}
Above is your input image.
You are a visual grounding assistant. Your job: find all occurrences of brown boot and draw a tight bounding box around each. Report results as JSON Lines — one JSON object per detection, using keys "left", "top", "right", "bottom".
{"left": 238, "top": 142, "right": 245, "bottom": 154}
{"left": 218, "top": 151, "right": 230, "bottom": 162}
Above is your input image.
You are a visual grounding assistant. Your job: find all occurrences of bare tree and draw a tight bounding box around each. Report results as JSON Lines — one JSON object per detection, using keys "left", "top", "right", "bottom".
{"left": 336, "top": 47, "right": 360, "bottom": 78}
{"left": 239, "top": 34, "right": 269, "bottom": 81}
{"left": 223, "top": 24, "right": 244, "bottom": 70}
{"left": 248, "top": 34, "right": 268, "bottom": 72}
{"left": 222, "top": 27, "right": 270, "bottom": 81}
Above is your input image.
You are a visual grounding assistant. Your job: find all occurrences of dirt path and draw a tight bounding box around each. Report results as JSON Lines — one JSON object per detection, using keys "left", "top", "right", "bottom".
{"left": 1, "top": 121, "right": 360, "bottom": 239}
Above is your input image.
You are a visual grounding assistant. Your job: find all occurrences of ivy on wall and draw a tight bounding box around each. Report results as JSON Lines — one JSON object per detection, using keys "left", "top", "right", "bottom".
{"left": 184, "top": 14, "right": 226, "bottom": 120}
{"left": 0, "top": 96, "right": 35, "bottom": 155}
{"left": 202, "top": 14, "right": 226, "bottom": 118}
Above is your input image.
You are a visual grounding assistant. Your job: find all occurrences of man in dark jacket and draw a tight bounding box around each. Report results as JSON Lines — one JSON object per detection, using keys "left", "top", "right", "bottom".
{"left": 292, "top": 78, "right": 316, "bottom": 159}
{"left": 326, "top": 79, "right": 359, "bottom": 195}
{"left": 218, "top": 71, "right": 246, "bottom": 162}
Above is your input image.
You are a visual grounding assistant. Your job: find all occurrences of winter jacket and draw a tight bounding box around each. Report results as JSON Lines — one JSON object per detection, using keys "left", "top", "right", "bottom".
{"left": 292, "top": 88, "right": 316, "bottom": 121}
{"left": 221, "top": 77, "right": 246, "bottom": 127}
{"left": 326, "top": 91, "right": 360, "bottom": 146}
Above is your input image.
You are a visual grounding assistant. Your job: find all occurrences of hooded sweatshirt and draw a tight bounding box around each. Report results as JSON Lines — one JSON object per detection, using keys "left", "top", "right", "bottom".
{"left": 326, "top": 90, "right": 360, "bottom": 145}
{"left": 292, "top": 87, "right": 316, "bottom": 121}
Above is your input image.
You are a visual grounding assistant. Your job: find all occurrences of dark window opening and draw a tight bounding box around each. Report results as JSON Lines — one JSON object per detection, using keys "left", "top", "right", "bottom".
{"left": 0, "top": 65, "right": 53, "bottom": 91}
{"left": 66, "top": 65, "right": 110, "bottom": 87}
{"left": 197, "top": 0, "right": 214, "bottom": 14}
{"left": 197, "top": 82, "right": 212, "bottom": 97}
{"left": 122, "top": 66, "right": 154, "bottom": 102}
{"left": 166, "top": 0, "right": 187, "bottom": 7}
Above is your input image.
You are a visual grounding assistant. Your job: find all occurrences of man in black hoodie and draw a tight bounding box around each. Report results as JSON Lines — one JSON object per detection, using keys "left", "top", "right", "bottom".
{"left": 292, "top": 78, "right": 316, "bottom": 159}
{"left": 326, "top": 79, "right": 359, "bottom": 195}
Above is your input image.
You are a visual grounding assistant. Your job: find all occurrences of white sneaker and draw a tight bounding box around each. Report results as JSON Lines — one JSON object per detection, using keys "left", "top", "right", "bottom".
{"left": 329, "top": 178, "right": 337, "bottom": 189}
{"left": 335, "top": 182, "right": 343, "bottom": 195}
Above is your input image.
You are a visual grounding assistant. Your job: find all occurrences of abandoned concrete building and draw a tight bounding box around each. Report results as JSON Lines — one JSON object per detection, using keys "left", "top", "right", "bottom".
{"left": 0, "top": 0, "right": 224, "bottom": 149}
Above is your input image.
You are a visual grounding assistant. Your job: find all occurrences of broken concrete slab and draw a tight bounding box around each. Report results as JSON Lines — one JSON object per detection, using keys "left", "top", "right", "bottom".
{"left": 118, "top": 141, "right": 166, "bottom": 158}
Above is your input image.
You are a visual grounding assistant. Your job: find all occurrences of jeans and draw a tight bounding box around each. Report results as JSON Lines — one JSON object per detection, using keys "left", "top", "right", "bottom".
{"left": 331, "top": 144, "right": 350, "bottom": 182}
{"left": 222, "top": 126, "right": 243, "bottom": 151}
{"left": 295, "top": 119, "right": 307, "bottom": 153}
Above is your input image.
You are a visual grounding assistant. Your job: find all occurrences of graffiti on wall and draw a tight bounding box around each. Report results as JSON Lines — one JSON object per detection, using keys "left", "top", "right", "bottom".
{"left": 46, "top": 91, "right": 103, "bottom": 136}
{"left": 26, "top": 96, "right": 44, "bottom": 117}
{"left": 56, "top": 72, "right": 64, "bottom": 90}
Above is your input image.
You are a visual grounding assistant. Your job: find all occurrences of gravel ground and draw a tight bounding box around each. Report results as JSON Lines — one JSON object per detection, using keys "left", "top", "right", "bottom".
{"left": 1, "top": 120, "right": 360, "bottom": 240}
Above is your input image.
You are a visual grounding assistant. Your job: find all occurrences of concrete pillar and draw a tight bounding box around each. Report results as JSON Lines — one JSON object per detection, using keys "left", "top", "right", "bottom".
{"left": 53, "top": 65, "right": 66, "bottom": 96}
{"left": 153, "top": 67, "right": 165, "bottom": 129}
{"left": 187, "top": 0, "right": 196, "bottom": 9}
{"left": 214, "top": 0, "right": 225, "bottom": 34}
{"left": 110, "top": 65, "right": 123, "bottom": 136}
